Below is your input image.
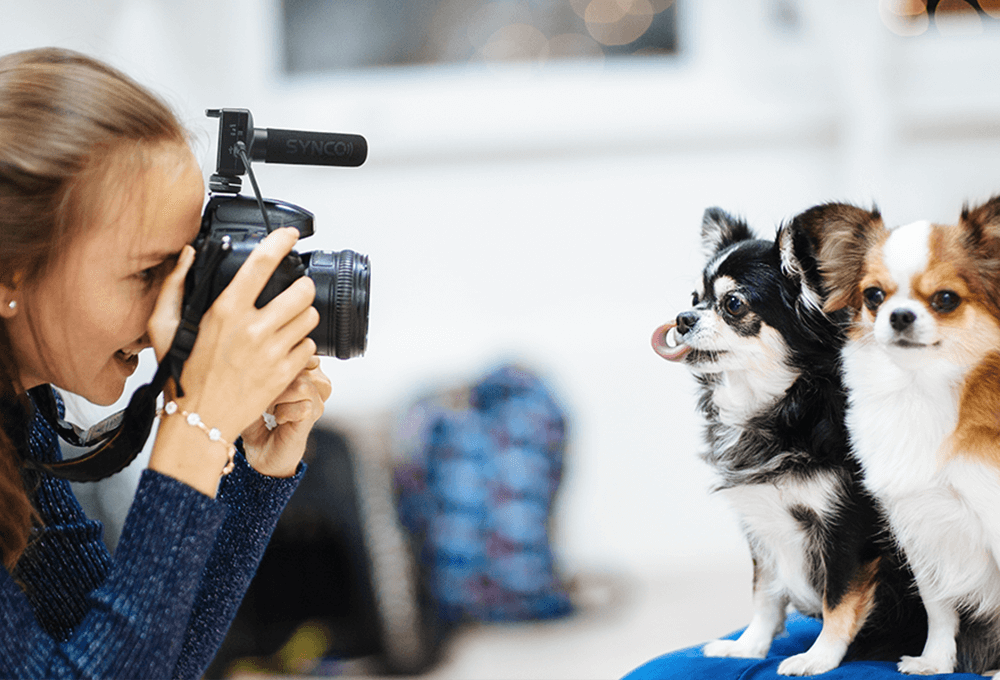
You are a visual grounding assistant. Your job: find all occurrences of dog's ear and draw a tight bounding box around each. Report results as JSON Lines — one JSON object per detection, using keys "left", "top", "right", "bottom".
{"left": 777, "top": 220, "right": 824, "bottom": 314}
{"left": 960, "top": 196, "right": 1000, "bottom": 317}
{"left": 788, "top": 202, "right": 885, "bottom": 313}
{"left": 960, "top": 195, "right": 1000, "bottom": 254}
{"left": 701, "top": 207, "right": 753, "bottom": 257}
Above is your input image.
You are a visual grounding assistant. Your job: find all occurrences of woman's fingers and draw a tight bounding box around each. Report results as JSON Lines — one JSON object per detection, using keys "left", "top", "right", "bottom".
{"left": 223, "top": 227, "right": 301, "bottom": 307}
{"left": 272, "top": 304, "right": 320, "bottom": 354}
{"left": 272, "top": 399, "right": 315, "bottom": 425}
{"left": 268, "top": 358, "right": 330, "bottom": 425}
{"left": 305, "top": 356, "right": 333, "bottom": 402}
{"left": 241, "top": 358, "right": 330, "bottom": 477}
{"left": 148, "top": 245, "right": 196, "bottom": 361}
{"left": 257, "top": 275, "right": 317, "bottom": 333}
{"left": 283, "top": 336, "right": 319, "bottom": 380}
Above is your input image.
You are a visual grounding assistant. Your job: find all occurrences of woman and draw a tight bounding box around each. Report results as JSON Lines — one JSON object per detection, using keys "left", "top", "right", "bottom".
{"left": 0, "top": 47, "right": 331, "bottom": 677}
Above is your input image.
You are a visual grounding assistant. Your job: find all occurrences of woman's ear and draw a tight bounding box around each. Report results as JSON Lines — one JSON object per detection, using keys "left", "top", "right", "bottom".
{"left": 0, "top": 272, "right": 23, "bottom": 319}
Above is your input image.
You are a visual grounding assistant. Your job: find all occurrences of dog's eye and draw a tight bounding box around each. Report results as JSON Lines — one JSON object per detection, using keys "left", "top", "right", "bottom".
{"left": 863, "top": 287, "right": 885, "bottom": 312}
{"left": 723, "top": 294, "right": 747, "bottom": 317}
{"left": 930, "top": 290, "right": 961, "bottom": 313}
{"left": 691, "top": 292, "right": 700, "bottom": 306}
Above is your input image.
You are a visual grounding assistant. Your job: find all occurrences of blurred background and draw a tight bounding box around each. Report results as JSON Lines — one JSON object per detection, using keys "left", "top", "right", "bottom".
{"left": 9, "top": 0, "right": 1000, "bottom": 677}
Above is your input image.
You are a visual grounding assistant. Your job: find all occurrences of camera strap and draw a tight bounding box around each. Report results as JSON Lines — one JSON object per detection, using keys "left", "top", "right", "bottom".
{"left": 25, "top": 369, "right": 168, "bottom": 482}
{"left": 24, "top": 237, "right": 233, "bottom": 482}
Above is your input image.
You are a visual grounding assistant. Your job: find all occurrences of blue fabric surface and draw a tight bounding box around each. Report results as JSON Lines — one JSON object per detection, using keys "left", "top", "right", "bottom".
{"left": 622, "top": 614, "right": 984, "bottom": 680}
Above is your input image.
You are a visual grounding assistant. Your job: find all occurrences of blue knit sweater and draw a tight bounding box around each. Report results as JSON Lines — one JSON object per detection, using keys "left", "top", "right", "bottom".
{"left": 0, "top": 389, "right": 304, "bottom": 679}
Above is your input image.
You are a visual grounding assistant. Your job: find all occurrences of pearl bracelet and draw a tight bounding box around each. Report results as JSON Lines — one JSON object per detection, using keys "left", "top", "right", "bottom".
{"left": 157, "top": 400, "right": 236, "bottom": 475}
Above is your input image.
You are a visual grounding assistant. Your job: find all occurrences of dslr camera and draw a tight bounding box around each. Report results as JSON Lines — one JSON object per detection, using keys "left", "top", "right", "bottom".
{"left": 187, "top": 108, "right": 370, "bottom": 360}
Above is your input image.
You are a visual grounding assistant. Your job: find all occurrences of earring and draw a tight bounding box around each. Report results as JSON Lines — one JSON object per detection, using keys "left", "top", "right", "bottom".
{"left": 6, "top": 300, "right": 15, "bottom": 311}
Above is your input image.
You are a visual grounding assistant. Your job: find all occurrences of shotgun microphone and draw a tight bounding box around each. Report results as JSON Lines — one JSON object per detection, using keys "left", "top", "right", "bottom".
{"left": 252, "top": 128, "right": 367, "bottom": 167}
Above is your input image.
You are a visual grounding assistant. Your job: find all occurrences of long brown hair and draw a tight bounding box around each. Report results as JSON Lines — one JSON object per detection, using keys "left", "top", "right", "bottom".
{"left": 0, "top": 47, "right": 188, "bottom": 569}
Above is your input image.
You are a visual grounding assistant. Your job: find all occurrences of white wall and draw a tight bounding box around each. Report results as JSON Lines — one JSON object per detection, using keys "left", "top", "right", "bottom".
{"left": 10, "top": 0, "right": 1000, "bottom": 575}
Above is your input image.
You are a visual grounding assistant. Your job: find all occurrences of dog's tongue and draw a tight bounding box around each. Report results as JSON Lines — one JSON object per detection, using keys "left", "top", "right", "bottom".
{"left": 651, "top": 321, "right": 691, "bottom": 362}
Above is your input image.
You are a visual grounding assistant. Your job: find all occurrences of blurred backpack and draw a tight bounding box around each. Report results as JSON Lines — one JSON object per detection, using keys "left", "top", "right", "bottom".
{"left": 393, "top": 364, "right": 574, "bottom": 623}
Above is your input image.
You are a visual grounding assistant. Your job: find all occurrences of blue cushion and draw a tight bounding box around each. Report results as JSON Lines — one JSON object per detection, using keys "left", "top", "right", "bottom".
{"left": 622, "top": 614, "right": 982, "bottom": 679}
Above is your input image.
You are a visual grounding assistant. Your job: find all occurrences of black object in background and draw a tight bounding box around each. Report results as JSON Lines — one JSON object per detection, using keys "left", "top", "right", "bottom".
{"left": 206, "top": 426, "right": 442, "bottom": 677}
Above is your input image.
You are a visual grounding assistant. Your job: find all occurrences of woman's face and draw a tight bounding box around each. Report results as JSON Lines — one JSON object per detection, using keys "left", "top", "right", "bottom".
{"left": 9, "top": 142, "right": 205, "bottom": 405}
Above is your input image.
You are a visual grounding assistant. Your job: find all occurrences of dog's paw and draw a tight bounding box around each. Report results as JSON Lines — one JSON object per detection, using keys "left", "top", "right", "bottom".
{"left": 897, "top": 655, "right": 954, "bottom": 675}
{"left": 777, "top": 651, "right": 840, "bottom": 676}
{"left": 703, "top": 638, "right": 768, "bottom": 659}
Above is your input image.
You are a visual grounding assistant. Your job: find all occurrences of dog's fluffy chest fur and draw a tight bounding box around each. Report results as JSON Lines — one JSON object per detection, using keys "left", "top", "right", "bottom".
{"left": 702, "top": 371, "right": 846, "bottom": 618}
{"left": 717, "top": 473, "right": 842, "bottom": 616}
{"left": 841, "top": 339, "right": 963, "bottom": 495}
{"left": 711, "top": 367, "right": 798, "bottom": 428}
{"left": 842, "top": 339, "right": 1000, "bottom": 612}
{"left": 890, "top": 461, "right": 1000, "bottom": 614}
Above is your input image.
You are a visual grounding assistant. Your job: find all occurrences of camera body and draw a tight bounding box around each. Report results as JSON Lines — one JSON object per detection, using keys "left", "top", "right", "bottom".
{"left": 187, "top": 109, "right": 370, "bottom": 360}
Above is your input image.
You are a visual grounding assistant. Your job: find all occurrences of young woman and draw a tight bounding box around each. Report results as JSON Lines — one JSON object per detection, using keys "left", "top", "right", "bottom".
{"left": 0, "top": 47, "right": 331, "bottom": 677}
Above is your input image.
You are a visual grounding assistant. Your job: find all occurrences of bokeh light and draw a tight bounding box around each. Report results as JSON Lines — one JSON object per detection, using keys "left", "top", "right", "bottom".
{"left": 982, "top": 0, "right": 1000, "bottom": 19}
{"left": 568, "top": 0, "right": 672, "bottom": 17}
{"left": 480, "top": 23, "right": 550, "bottom": 62}
{"left": 878, "top": 0, "right": 930, "bottom": 37}
{"left": 467, "top": 2, "right": 534, "bottom": 50}
{"left": 462, "top": 0, "right": 674, "bottom": 66}
{"left": 542, "top": 32, "right": 606, "bottom": 61}
{"left": 568, "top": 0, "right": 589, "bottom": 17}
{"left": 584, "top": 0, "right": 656, "bottom": 47}
{"left": 934, "top": 0, "right": 983, "bottom": 35}
{"left": 284, "top": 0, "right": 678, "bottom": 71}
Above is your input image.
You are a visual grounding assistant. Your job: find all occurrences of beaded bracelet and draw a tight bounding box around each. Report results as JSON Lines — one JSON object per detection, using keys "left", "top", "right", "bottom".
{"left": 157, "top": 400, "right": 236, "bottom": 475}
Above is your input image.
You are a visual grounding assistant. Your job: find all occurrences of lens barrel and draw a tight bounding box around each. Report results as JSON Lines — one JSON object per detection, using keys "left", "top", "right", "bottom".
{"left": 305, "top": 250, "right": 370, "bottom": 359}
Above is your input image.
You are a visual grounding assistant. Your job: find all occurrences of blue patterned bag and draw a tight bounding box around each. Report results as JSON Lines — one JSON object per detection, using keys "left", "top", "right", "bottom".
{"left": 394, "top": 364, "right": 573, "bottom": 623}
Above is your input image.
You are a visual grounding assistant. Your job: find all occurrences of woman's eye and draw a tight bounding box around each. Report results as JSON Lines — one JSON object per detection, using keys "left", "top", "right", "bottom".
{"left": 863, "top": 287, "right": 885, "bottom": 312}
{"left": 931, "top": 290, "right": 961, "bottom": 313}
{"left": 723, "top": 294, "right": 746, "bottom": 317}
{"left": 135, "top": 263, "right": 167, "bottom": 289}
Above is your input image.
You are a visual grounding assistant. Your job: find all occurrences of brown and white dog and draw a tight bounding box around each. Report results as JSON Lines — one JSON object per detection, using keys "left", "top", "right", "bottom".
{"left": 806, "top": 199, "right": 1000, "bottom": 675}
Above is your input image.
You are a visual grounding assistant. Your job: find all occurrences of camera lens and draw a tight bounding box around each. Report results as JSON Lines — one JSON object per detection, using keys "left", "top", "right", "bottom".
{"left": 304, "top": 250, "right": 370, "bottom": 359}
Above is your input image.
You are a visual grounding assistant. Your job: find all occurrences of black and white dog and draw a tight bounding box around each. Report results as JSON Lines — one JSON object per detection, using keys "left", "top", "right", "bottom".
{"left": 651, "top": 207, "right": 926, "bottom": 675}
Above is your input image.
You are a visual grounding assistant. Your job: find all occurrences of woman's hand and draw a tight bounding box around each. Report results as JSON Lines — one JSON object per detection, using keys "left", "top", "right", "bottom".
{"left": 241, "top": 356, "right": 332, "bottom": 477}
{"left": 146, "top": 228, "right": 323, "bottom": 494}
{"left": 147, "top": 243, "right": 196, "bottom": 364}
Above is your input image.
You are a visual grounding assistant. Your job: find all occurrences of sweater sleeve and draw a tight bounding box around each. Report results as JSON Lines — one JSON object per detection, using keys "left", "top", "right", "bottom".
{"left": 0, "top": 469, "right": 228, "bottom": 680}
{"left": 170, "top": 448, "right": 304, "bottom": 680}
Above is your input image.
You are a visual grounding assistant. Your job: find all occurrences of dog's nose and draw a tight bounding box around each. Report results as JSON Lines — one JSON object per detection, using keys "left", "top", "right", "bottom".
{"left": 676, "top": 311, "right": 698, "bottom": 336}
{"left": 889, "top": 309, "right": 916, "bottom": 332}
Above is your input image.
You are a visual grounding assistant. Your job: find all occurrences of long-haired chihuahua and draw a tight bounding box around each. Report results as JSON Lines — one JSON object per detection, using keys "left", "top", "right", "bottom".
{"left": 652, "top": 207, "right": 926, "bottom": 675}
{"left": 806, "top": 199, "right": 1000, "bottom": 675}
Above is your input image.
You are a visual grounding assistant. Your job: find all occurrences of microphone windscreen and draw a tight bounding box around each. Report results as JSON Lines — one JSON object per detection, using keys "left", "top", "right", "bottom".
{"left": 264, "top": 128, "right": 367, "bottom": 167}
